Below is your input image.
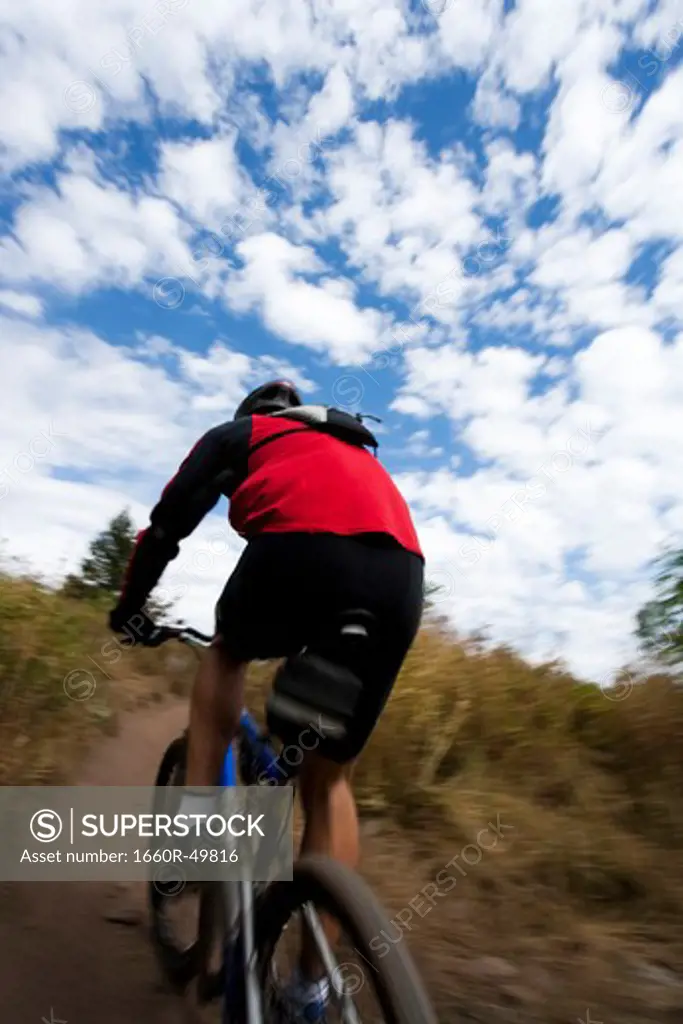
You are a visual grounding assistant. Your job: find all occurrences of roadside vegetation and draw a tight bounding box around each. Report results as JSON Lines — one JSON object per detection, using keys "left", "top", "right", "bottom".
{"left": 1, "top": 516, "right": 682, "bottom": 1021}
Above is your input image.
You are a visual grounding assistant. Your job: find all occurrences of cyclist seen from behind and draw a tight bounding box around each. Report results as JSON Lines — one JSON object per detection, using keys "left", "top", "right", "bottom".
{"left": 109, "top": 381, "right": 424, "bottom": 1022}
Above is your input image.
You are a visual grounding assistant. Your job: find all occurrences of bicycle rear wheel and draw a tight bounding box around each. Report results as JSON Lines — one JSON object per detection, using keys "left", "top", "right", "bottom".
{"left": 255, "top": 854, "right": 437, "bottom": 1024}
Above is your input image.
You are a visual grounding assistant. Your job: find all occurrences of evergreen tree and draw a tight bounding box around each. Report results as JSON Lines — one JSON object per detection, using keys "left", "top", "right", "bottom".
{"left": 636, "top": 546, "right": 683, "bottom": 668}
{"left": 61, "top": 509, "right": 172, "bottom": 620}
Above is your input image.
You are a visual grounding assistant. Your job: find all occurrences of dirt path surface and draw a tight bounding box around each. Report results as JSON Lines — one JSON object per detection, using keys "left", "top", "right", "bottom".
{"left": 2, "top": 700, "right": 682, "bottom": 1024}
{"left": 0, "top": 701, "right": 192, "bottom": 1024}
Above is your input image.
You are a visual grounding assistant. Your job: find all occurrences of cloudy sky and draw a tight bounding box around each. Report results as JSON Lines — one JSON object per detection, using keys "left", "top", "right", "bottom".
{"left": 1, "top": 0, "right": 682, "bottom": 684}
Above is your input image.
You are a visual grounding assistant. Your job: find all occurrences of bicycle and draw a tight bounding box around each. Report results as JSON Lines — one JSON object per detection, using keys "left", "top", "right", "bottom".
{"left": 147, "top": 622, "right": 437, "bottom": 1024}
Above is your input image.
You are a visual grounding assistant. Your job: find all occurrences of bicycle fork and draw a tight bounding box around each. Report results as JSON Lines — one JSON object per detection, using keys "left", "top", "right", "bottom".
{"left": 220, "top": 742, "right": 264, "bottom": 1024}
{"left": 220, "top": 879, "right": 263, "bottom": 1024}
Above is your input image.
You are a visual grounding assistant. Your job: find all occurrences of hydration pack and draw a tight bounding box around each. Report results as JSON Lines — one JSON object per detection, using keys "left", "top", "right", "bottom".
{"left": 248, "top": 404, "right": 379, "bottom": 456}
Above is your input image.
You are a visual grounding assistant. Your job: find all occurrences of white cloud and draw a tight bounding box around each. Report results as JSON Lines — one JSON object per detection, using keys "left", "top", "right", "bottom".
{"left": 1, "top": 0, "right": 683, "bottom": 686}
{"left": 0, "top": 468, "right": 242, "bottom": 636}
{"left": 0, "top": 290, "right": 43, "bottom": 318}
{"left": 225, "top": 232, "right": 390, "bottom": 363}
{"left": 261, "top": 64, "right": 355, "bottom": 211}
{"left": 595, "top": 66, "right": 683, "bottom": 242}
{"left": 474, "top": 58, "right": 683, "bottom": 346}
{"left": 394, "top": 344, "right": 546, "bottom": 428}
{"left": 539, "top": 24, "right": 629, "bottom": 204}
{"left": 0, "top": 313, "right": 324, "bottom": 629}
{"left": 404, "top": 429, "right": 444, "bottom": 459}
{"left": 0, "top": 0, "right": 435, "bottom": 175}
{"left": 0, "top": 315, "right": 316, "bottom": 479}
{"left": 472, "top": 76, "right": 521, "bottom": 132}
{"left": 0, "top": 45, "right": 103, "bottom": 173}
{"left": 0, "top": 169, "right": 193, "bottom": 294}
{"left": 435, "top": 0, "right": 503, "bottom": 73}
{"left": 497, "top": 0, "right": 586, "bottom": 94}
{"left": 158, "top": 134, "right": 249, "bottom": 227}
{"left": 315, "top": 118, "right": 483, "bottom": 318}
{"left": 395, "top": 325, "right": 683, "bottom": 678}
{"left": 652, "top": 245, "right": 683, "bottom": 323}
{"left": 305, "top": 64, "right": 354, "bottom": 138}
{"left": 633, "top": 1, "right": 683, "bottom": 54}
{"left": 532, "top": 227, "right": 633, "bottom": 291}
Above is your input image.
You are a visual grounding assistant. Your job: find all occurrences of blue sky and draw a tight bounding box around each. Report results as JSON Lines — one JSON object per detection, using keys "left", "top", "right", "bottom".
{"left": 1, "top": 0, "right": 683, "bottom": 683}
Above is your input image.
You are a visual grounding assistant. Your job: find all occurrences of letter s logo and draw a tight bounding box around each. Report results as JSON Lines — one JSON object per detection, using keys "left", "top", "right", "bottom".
{"left": 30, "top": 809, "right": 63, "bottom": 842}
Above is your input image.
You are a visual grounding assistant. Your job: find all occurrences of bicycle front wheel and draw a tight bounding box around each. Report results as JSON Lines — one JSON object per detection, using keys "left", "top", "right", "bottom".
{"left": 255, "top": 854, "right": 437, "bottom": 1024}
{"left": 148, "top": 731, "right": 199, "bottom": 990}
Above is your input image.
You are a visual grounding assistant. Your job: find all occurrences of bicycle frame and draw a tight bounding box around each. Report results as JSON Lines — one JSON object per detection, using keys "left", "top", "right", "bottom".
{"left": 221, "top": 711, "right": 360, "bottom": 1024}
{"left": 219, "top": 711, "right": 285, "bottom": 1024}
{"left": 167, "top": 627, "right": 355, "bottom": 1024}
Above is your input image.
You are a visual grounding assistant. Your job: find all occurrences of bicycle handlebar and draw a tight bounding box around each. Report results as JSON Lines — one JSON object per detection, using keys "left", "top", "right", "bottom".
{"left": 145, "top": 624, "right": 214, "bottom": 649}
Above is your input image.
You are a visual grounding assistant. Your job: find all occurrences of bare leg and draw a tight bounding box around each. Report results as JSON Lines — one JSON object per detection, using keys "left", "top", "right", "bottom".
{"left": 296, "top": 753, "right": 359, "bottom": 978}
{"left": 185, "top": 637, "right": 247, "bottom": 787}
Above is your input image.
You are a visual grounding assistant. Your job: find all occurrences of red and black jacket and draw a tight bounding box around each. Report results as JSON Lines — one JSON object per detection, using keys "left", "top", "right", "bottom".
{"left": 118, "top": 406, "right": 423, "bottom": 614}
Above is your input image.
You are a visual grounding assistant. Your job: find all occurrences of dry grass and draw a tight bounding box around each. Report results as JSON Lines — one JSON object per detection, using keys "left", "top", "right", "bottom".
{"left": 0, "top": 572, "right": 197, "bottom": 784}
{"left": 349, "top": 626, "right": 683, "bottom": 1021}
{"left": 2, "top": 573, "right": 683, "bottom": 1019}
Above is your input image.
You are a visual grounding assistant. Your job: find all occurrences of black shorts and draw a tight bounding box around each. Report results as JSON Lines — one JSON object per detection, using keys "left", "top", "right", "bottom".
{"left": 215, "top": 532, "right": 424, "bottom": 761}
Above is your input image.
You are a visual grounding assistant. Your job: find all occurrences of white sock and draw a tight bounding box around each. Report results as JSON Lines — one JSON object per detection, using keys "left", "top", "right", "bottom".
{"left": 177, "top": 788, "right": 216, "bottom": 821}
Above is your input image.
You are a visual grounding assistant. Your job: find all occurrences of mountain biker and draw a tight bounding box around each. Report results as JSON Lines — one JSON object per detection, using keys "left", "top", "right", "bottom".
{"left": 108, "top": 380, "right": 424, "bottom": 1021}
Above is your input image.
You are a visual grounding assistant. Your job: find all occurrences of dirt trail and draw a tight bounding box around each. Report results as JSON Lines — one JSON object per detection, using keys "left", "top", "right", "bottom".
{"left": 3, "top": 699, "right": 679, "bottom": 1024}
{"left": 0, "top": 701, "right": 192, "bottom": 1024}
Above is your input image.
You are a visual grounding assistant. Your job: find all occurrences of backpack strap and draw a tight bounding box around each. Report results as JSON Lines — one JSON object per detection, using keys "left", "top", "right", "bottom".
{"left": 271, "top": 405, "right": 379, "bottom": 450}
{"left": 247, "top": 426, "right": 311, "bottom": 457}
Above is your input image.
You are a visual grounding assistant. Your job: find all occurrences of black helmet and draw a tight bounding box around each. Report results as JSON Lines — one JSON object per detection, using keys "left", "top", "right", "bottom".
{"left": 233, "top": 379, "right": 302, "bottom": 420}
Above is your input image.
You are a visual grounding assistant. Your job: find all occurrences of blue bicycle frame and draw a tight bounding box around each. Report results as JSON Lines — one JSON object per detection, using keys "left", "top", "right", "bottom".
{"left": 156, "top": 626, "right": 367, "bottom": 1024}
{"left": 220, "top": 709, "right": 287, "bottom": 787}
{"left": 161, "top": 629, "right": 298, "bottom": 1023}
{"left": 219, "top": 709, "right": 290, "bottom": 1024}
